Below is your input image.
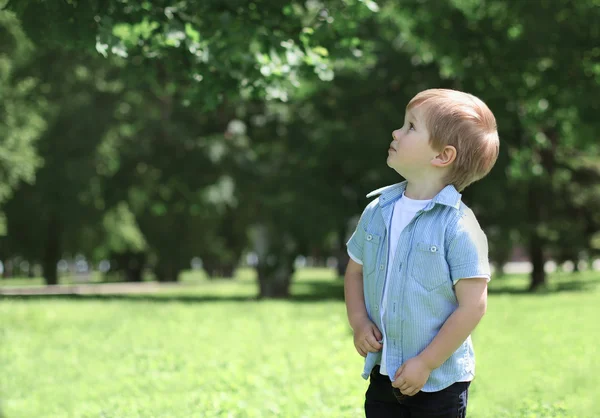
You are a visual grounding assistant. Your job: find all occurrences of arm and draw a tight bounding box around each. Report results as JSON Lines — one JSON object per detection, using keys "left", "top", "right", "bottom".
{"left": 393, "top": 278, "right": 487, "bottom": 395}
{"left": 418, "top": 278, "right": 487, "bottom": 368}
{"left": 344, "top": 259, "right": 369, "bottom": 329}
{"left": 393, "top": 212, "right": 490, "bottom": 395}
{"left": 344, "top": 259, "right": 382, "bottom": 357}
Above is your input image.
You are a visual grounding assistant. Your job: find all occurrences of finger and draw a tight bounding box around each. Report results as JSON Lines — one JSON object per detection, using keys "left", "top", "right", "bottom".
{"left": 408, "top": 388, "right": 420, "bottom": 396}
{"left": 365, "top": 334, "right": 382, "bottom": 350}
{"left": 394, "top": 364, "right": 405, "bottom": 380}
{"left": 365, "top": 335, "right": 382, "bottom": 351}
{"left": 392, "top": 376, "right": 404, "bottom": 388}
{"left": 401, "top": 386, "right": 416, "bottom": 396}
{"left": 372, "top": 326, "right": 383, "bottom": 341}
{"left": 355, "top": 343, "right": 365, "bottom": 357}
{"left": 399, "top": 383, "right": 411, "bottom": 393}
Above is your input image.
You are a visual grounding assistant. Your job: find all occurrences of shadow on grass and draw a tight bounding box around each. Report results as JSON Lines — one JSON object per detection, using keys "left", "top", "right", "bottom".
{"left": 3, "top": 276, "right": 598, "bottom": 303}
{"left": 488, "top": 277, "right": 599, "bottom": 295}
{"left": 0, "top": 294, "right": 259, "bottom": 303}
{"left": 0, "top": 279, "right": 346, "bottom": 304}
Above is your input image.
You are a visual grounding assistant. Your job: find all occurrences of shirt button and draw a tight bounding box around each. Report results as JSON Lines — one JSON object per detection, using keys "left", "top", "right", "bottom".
{"left": 366, "top": 234, "right": 373, "bottom": 241}
{"left": 375, "top": 305, "right": 379, "bottom": 310}
{"left": 380, "top": 264, "right": 384, "bottom": 270}
{"left": 430, "top": 245, "right": 438, "bottom": 252}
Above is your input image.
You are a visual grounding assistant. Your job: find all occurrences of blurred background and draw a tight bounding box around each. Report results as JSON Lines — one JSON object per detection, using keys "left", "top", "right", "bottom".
{"left": 1, "top": 1, "right": 600, "bottom": 417}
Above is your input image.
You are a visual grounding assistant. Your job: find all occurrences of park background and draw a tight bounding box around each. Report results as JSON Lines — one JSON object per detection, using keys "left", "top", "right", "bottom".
{"left": 1, "top": 0, "right": 599, "bottom": 417}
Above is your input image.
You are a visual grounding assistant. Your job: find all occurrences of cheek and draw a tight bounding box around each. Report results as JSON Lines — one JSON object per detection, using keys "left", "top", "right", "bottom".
{"left": 397, "top": 137, "right": 414, "bottom": 151}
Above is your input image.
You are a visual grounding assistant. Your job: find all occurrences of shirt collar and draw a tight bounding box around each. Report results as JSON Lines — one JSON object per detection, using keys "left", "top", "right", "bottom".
{"left": 366, "top": 181, "right": 462, "bottom": 210}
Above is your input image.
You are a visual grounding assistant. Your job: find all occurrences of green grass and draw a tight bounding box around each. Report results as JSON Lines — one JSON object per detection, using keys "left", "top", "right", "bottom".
{"left": 1, "top": 268, "right": 599, "bottom": 417}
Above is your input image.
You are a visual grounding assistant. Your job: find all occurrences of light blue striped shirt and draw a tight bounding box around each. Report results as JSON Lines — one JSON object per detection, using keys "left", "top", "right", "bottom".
{"left": 346, "top": 181, "right": 491, "bottom": 392}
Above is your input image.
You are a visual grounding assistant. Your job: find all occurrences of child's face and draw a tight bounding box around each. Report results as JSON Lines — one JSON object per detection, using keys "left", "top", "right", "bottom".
{"left": 387, "top": 105, "right": 439, "bottom": 178}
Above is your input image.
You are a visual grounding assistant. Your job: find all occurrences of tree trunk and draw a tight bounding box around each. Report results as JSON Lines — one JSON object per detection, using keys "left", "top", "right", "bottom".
{"left": 220, "top": 263, "right": 236, "bottom": 278}
{"left": 126, "top": 267, "right": 143, "bottom": 282}
{"left": 203, "top": 260, "right": 236, "bottom": 279}
{"left": 111, "top": 251, "right": 146, "bottom": 282}
{"left": 527, "top": 170, "right": 548, "bottom": 291}
{"left": 43, "top": 217, "right": 60, "bottom": 285}
{"left": 336, "top": 251, "right": 349, "bottom": 278}
{"left": 154, "top": 261, "right": 180, "bottom": 282}
{"left": 528, "top": 233, "right": 546, "bottom": 291}
{"left": 257, "top": 257, "right": 294, "bottom": 299}
{"left": 527, "top": 128, "right": 564, "bottom": 290}
{"left": 493, "top": 262, "right": 506, "bottom": 277}
{"left": 252, "top": 224, "right": 296, "bottom": 299}
{"left": 336, "top": 226, "right": 349, "bottom": 278}
{"left": 125, "top": 253, "right": 145, "bottom": 282}
{"left": 2, "top": 260, "right": 13, "bottom": 279}
{"left": 218, "top": 206, "right": 243, "bottom": 279}
{"left": 572, "top": 259, "right": 580, "bottom": 273}
{"left": 490, "top": 233, "right": 511, "bottom": 278}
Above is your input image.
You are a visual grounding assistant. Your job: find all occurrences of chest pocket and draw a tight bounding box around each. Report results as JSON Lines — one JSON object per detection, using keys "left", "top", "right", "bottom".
{"left": 363, "top": 231, "right": 382, "bottom": 278}
{"left": 410, "top": 242, "right": 450, "bottom": 290}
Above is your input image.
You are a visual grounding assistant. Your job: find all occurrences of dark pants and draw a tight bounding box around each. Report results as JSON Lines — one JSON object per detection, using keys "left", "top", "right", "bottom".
{"left": 365, "top": 366, "right": 470, "bottom": 418}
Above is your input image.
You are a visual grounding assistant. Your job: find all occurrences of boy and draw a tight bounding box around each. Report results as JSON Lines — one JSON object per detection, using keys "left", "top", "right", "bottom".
{"left": 344, "top": 89, "right": 499, "bottom": 417}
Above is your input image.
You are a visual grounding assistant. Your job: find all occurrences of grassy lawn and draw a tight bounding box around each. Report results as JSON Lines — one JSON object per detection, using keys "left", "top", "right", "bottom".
{"left": 1, "top": 268, "right": 599, "bottom": 417}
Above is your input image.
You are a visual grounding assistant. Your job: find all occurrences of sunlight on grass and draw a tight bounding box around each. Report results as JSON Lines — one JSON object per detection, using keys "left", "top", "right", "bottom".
{"left": 1, "top": 269, "right": 598, "bottom": 417}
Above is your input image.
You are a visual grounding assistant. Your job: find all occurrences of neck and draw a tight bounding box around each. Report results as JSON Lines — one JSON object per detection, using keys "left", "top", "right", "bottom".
{"left": 404, "top": 179, "right": 447, "bottom": 200}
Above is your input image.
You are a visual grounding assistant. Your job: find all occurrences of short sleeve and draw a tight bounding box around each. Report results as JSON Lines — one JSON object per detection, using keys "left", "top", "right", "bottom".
{"left": 346, "top": 208, "right": 369, "bottom": 265}
{"left": 446, "top": 213, "right": 491, "bottom": 284}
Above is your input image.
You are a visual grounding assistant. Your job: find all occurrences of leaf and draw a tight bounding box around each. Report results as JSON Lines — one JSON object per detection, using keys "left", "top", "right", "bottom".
{"left": 312, "top": 46, "right": 329, "bottom": 57}
{"left": 95, "top": 39, "right": 109, "bottom": 57}
{"left": 185, "top": 23, "right": 200, "bottom": 43}
{"left": 360, "top": 0, "right": 380, "bottom": 12}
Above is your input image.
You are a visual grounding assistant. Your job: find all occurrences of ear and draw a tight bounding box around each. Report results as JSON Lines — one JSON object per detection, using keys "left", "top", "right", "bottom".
{"left": 431, "top": 145, "right": 457, "bottom": 168}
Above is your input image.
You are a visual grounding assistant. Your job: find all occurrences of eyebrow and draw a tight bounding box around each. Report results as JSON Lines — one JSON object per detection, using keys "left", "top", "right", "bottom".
{"left": 406, "top": 110, "right": 420, "bottom": 125}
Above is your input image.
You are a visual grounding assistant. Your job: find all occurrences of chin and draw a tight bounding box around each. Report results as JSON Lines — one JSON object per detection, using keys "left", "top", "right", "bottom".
{"left": 387, "top": 162, "right": 399, "bottom": 172}
{"left": 389, "top": 163, "right": 405, "bottom": 177}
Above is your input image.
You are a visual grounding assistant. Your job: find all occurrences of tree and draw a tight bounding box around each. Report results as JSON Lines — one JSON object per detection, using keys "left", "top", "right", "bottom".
{"left": 231, "top": 15, "right": 450, "bottom": 296}
{"left": 378, "top": 0, "right": 600, "bottom": 290}
{"left": 8, "top": 0, "right": 378, "bottom": 109}
{"left": 2, "top": 50, "right": 122, "bottom": 284}
{"left": 9, "top": 0, "right": 600, "bottom": 295}
{"left": 0, "top": 9, "right": 44, "bottom": 237}
{"left": 94, "top": 59, "right": 247, "bottom": 281}
{"left": 8, "top": 0, "right": 380, "bottom": 293}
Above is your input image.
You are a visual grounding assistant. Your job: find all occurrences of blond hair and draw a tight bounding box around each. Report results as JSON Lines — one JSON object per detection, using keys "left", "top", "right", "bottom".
{"left": 407, "top": 89, "right": 499, "bottom": 191}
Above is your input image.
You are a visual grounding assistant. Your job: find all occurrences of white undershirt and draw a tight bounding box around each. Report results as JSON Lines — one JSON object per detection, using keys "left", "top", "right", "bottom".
{"left": 379, "top": 193, "right": 431, "bottom": 375}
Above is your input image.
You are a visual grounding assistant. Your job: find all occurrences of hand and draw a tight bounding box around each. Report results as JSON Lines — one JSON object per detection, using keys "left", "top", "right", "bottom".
{"left": 392, "top": 356, "right": 433, "bottom": 396}
{"left": 352, "top": 318, "right": 383, "bottom": 357}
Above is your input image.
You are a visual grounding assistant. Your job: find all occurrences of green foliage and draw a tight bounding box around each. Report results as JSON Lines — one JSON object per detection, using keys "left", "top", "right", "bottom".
{"left": 100, "top": 202, "right": 148, "bottom": 257}
{"left": 4, "top": 0, "right": 600, "bottom": 292}
{"left": 97, "top": 69, "right": 249, "bottom": 281}
{"left": 372, "top": 0, "right": 600, "bottom": 287}
{"left": 0, "top": 11, "right": 44, "bottom": 234}
{"left": 9, "top": 0, "right": 380, "bottom": 109}
{"left": 0, "top": 49, "right": 124, "bottom": 284}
